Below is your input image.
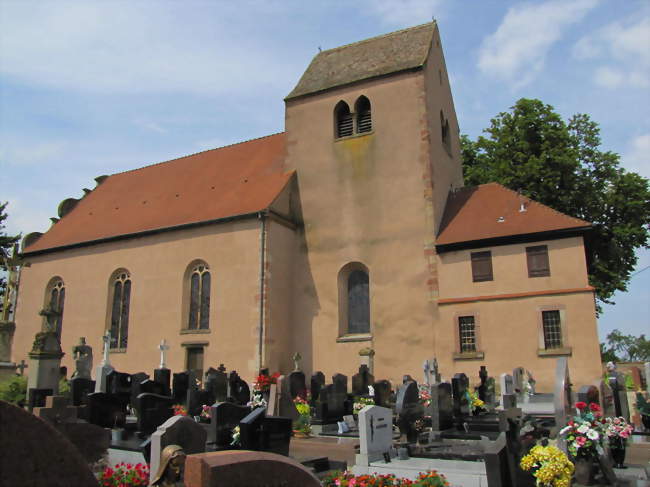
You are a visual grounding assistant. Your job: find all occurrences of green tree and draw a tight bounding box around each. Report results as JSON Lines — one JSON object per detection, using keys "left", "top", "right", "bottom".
{"left": 462, "top": 99, "right": 650, "bottom": 308}
{"left": 599, "top": 342, "right": 619, "bottom": 363}
{"left": 603, "top": 329, "right": 650, "bottom": 362}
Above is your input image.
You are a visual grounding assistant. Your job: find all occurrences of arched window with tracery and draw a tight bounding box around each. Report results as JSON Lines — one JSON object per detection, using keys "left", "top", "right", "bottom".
{"left": 355, "top": 96, "right": 372, "bottom": 133}
{"left": 44, "top": 278, "right": 65, "bottom": 337}
{"left": 109, "top": 270, "right": 131, "bottom": 350}
{"left": 188, "top": 263, "right": 210, "bottom": 330}
{"left": 338, "top": 262, "right": 370, "bottom": 336}
{"left": 334, "top": 101, "right": 353, "bottom": 138}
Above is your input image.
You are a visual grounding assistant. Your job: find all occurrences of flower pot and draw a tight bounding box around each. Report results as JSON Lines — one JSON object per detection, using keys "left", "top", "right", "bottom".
{"left": 293, "top": 430, "right": 310, "bottom": 439}
{"left": 610, "top": 437, "right": 627, "bottom": 469}
{"left": 574, "top": 457, "right": 595, "bottom": 485}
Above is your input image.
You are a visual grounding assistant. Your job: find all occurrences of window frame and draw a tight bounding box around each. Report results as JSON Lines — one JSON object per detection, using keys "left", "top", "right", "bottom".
{"left": 471, "top": 250, "right": 493, "bottom": 282}
{"left": 452, "top": 311, "right": 484, "bottom": 360}
{"left": 354, "top": 96, "right": 372, "bottom": 134}
{"left": 181, "top": 260, "right": 212, "bottom": 334}
{"left": 334, "top": 101, "right": 354, "bottom": 139}
{"left": 526, "top": 245, "right": 550, "bottom": 278}
{"left": 107, "top": 270, "right": 131, "bottom": 352}
{"left": 536, "top": 305, "right": 572, "bottom": 356}
{"left": 337, "top": 262, "right": 371, "bottom": 341}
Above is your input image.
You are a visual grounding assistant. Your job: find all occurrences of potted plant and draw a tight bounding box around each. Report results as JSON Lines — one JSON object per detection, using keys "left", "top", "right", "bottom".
{"left": 101, "top": 462, "right": 149, "bottom": 486}
{"left": 636, "top": 392, "right": 650, "bottom": 431}
{"left": 519, "top": 443, "right": 574, "bottom": 487}
{"left": 293, "top": 396, "right": 311, "bottom": 438}
{"left": 558, "top": 402, "right": 605, "bottom": 485}
{"left": 604, "top": 416, "right": 634, "bottom": 468}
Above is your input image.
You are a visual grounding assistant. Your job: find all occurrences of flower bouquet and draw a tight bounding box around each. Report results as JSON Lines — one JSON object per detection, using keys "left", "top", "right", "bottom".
{"left": 418, "top": 384, "right": 431, "bottom": 408}
{"left": 466, "top": 390, "right": 485, "bottom": 414}
{"left": 101, "top": 462, "right": 150, "bottom": 487}
{"left": 353, "top": 396, "right": 375, "bottom": 415}
{"left": 293, "top": 396, "right": 311, "bottom": 436}
{"left": 253, "top": 371, "right": 280, "bottom": 393}
{"left": 321, "top": 469, "right": 449, "bottom": 486}
{"left": 604, "top": 416, "right": 633, "bottom": 468}
{"left": 199, "top": 404, "right": 211, "bottom": 421}
{"left": 172, "top": 404, "right": 187, "bottom": 416}
{"left": 558, "top": 402, "right": 605, "bottom": 460}
{"left": 519, "top": 444, "right": 574, "bottom": 487}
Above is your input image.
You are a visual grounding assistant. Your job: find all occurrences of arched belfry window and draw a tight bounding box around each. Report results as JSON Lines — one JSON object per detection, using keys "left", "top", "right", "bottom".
{"left": 338, "top": 262, "right": 370, "bottom": 336}
{"left": 188, "top": 262, "right": 210, "bottom": 330}
{"left": 109, "top": 270, "right": 131, "bottom": 350}
{"left": 355, "top": 96, "right": 372, "bottom": 133}
{"left": 335, "top": 101, "right": 353, "bottom": 138}
{"left": 440, "top": 110, "right": 451, "bottom": 153}
{"left": 44, "top": 278, "right": 65, "bottom": 338}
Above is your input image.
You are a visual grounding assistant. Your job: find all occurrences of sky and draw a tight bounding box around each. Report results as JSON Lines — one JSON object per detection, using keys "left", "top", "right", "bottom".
{"left": 1, "top": 0, "right": 648, "bottom": 342}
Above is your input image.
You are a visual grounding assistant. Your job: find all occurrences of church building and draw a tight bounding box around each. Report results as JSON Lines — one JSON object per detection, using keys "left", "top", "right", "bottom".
{"left": 12, "top": 22, "right": 602, "bottom": 391}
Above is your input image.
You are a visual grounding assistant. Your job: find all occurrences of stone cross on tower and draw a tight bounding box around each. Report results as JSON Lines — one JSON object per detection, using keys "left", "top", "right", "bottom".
{"left": 158, "top": 339, "right": 169, "bottom": 369}
{"left": 100, "top": 330, "right": 111, "bottom": 366}
{"left": 292, "top": 352, "right": 302, "bottom": 372}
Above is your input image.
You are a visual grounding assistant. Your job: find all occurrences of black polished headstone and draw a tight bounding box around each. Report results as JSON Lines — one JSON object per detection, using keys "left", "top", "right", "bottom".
{"left": 451, "top": 373, "right": 470, "bottom": 422}
{"left": 373, "top": 380, "right": 392, "bottom": 408}
{"left": 130, "top": 372, "right": 149, "bottom": 407}
{"left": 329, "top": 374, "right": 348, "bottom": 418}
{"left": 106, "top": 371, "right": 132, "bottom": 401}
{"left": 172, "top": 371, "right": 190, "bottom": 404}
{"left": 70, "top": 377, "right": 95, "bottom": 406}
{"left": 352, "top": 365, "right": 375, "bottom": 397}
{"left": 139, "top": 378, "right": 167, "bottom": 397}
{"left": 86, "top": 391, "right": 128, "bottom": 428}
{"left": 27, "top": 388, "right": 53, "bottom": 411}
{"left": 288, "top": 371, "right": 306, "bottom": 399}
{"left": 395, "top": 380, "right": 423, "bottom": 443}
{"left": 209, "top": 402, "right": 251, "bottom": 447}
{"left": 153, "top": 368, "right": 171, "bottom": 396}
{"left": 227, "top": 371, "right": 250, "bottom": 405}
{"left": 430, "top": 382, "right": 453, "bottom": 431}
{"left": 239, "top": 408, "right": 293, "bottom": 457}
{"left": 134, "top": 392, "right": 174, "bottom": 436}
{"left": 310, "top": 371, "right": 325, "bottom": 405}
{"left": 477, "top": 366, "right": 488, "bottom": 402}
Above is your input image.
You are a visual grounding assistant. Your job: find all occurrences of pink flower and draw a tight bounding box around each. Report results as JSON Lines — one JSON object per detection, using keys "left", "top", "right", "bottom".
{"left": 576, "top": 436, "right": 587, "bottom": 446}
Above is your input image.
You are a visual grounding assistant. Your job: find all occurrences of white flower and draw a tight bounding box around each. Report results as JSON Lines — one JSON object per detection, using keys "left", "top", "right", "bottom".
{"left": 559, "top": 426, "right": 572, "bottom": 435}
{"left": 587, "top": 429, "right": 599, "bottom": 440}
{"left": 577, "top": 424, "right": 589, "bottom": 434}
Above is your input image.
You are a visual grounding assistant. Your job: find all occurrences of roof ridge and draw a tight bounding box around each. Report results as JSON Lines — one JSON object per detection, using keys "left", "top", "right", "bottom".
{"left": 318, "top": 21, "right": 435, "bottom": 57}
{"left": 110, "top": 131, "right": 285, "bottom": 178}
{"left": 490, "top": 182, "right": 590, "bottom": 227}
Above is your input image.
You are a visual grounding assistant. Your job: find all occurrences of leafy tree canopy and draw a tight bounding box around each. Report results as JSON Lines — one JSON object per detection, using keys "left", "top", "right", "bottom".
{"left": 600, "top": 329, "right": 650, "bottom": 362}
{"left": 461, "top": 98, "right": 650, "bottom": 308}
{"left": 0, "top": 202, "right": 20, "bottom": 302}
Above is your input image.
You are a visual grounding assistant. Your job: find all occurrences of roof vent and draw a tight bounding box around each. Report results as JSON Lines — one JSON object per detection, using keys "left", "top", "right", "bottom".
{"left": 497, "top": 216, "right": 505, "bottom": 223}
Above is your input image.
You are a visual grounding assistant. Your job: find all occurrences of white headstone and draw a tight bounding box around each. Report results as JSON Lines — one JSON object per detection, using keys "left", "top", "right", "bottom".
{"left": 150, "top": 415, "right": 207, "bottom": 478}
{"left": 357, "top": 405, "right": 393, "bottom": 466}
{"left": 94, "top": 331, "right": 114, "bottom": 392}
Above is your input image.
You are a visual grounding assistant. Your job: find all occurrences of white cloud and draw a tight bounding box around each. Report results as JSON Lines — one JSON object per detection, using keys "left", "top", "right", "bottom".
{"left": 477, "top": 0, "right": 599, "bottom": 88}
{"left": 0, "top": 1, "right": 292, "bottom": 96}
{"left": 622, "top": 133, "right": 650, "bottom": 178}
{"left": 364, "top": 0, "right": 446, "bottom": 27}
{"left": 574, "top": 15, "right": 650, "bottom": 89}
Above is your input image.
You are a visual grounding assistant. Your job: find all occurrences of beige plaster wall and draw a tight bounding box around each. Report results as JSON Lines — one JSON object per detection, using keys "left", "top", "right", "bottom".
{"left": 437, "top": 237, "right": 591, "bottom": 299}
{"left": 14, "top": 219, "right": 263, "bottom": 383}
{"left": 284, "top": 66, "right": 442, "bottom": 384}
{"left": 436, "top": 291, "right": 602, "bottom": 392}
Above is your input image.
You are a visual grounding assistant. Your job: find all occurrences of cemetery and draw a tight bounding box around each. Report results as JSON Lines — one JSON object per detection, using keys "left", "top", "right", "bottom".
{"left": 1, "top": 321, "right": 649, "bottom": 486}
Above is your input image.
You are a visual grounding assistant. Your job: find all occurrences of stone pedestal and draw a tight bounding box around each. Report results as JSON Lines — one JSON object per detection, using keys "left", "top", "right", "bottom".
{"left": 359, "top": 347, "right": 375, "bottom": 375}
{"left": 27, "top": 331, "right": 64, "bottom": 396}
{"left": 94, "top": 364, "right": 114, "bottom": 393}
{"left": 0, "top": 321, "right": 17, "bottom": 380}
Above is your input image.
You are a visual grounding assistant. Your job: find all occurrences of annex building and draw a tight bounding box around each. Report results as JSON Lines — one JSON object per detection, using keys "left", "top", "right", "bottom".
{"left": 13, "top": 22, "right": 602, "bottom": 391}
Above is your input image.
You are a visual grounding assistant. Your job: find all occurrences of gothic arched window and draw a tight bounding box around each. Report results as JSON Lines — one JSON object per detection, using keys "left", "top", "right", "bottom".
{"left": 355, "top": 96, "right": 372, "bottom": 133}
{"left": 188, "top": 263, "right": 210, "bottom": 330}
{"left": 338, "top": 262, "right": 370, "bottom": 336}
{"left": 109, "top": 270, "right": 131, "bottom": 350}
{"left": 334, "top": 101, "right": 353, "bottom": 138}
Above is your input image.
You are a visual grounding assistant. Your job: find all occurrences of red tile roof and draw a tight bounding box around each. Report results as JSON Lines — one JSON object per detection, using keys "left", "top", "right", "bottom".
{"left": 437, "top": 183, "right": 591, "bottom": 247}
{"left": 24, "top": 133, "right": 291, "bottom": 254}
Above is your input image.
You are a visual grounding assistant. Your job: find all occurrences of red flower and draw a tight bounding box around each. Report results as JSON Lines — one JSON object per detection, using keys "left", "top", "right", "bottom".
{"left": 589, "top": 403, "right": 601, "bottom": 412}
{"left": 575, "top": 401, "right": 587, "bottom": 410}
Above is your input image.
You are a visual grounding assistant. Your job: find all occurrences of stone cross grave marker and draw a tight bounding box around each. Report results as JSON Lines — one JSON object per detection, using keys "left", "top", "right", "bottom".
{"left": 158, "top": 339, "right": 169, "bottom": 368}
{"left": 94, "top": 331, "right": 114, "bottom": 393}
{"left": 357, "top": 405, "right": 394, "bottom": 466}
{"left": 645, "top": 362, "right": 650, "bottom": 391}
{"left": 150, "top": 415, "right": 207, "bottom": 480}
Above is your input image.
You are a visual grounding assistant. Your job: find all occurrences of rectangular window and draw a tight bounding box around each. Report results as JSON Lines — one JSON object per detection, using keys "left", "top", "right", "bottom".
{"left": 542, "top": 310, "right": 562, "bottom": 349}
{"left": 527, "top": 245, "right": 550, "bottom": 277}
{"left": 458, "top": 316, "right": 477, "bottom": 353}
{"left": 471, "top": 251, "right": 493, "bottom": 282}
{"left": 186, "top": 347, "right": 205, "bottom": 385}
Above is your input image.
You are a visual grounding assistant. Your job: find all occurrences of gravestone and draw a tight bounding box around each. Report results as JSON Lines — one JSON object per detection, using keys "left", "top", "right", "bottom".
{"left": 70, "top": 337, "right": 93, "bottom": 380}
{"left": 500, "top": 373, "right": 517, "bottom": 409}
{"left": 186, "top": 373, "right": 202, "bottom": 416}
{"left": 476, "top": 366, "right": 488, "bottom": 403}
{"left": 395, "top": 380, "right": 423, "bottom": 443}
{"left": 134, "top": 392, "right": 174, "bottom": 435}
{"left": 204, "top": 367, "right": 221, "bottom": 404}
{"left": 94, "top": 331, "right": 114, "bottom": 393}
{"left": 70, "top": 377, "right": 95, "bottom": 406}
{"left": 373, "top": 380, "right": 392, "bottom": 408}
{"left": 85, "top": 391, "right": 127, "bottom": 429}
{"left": 352, "top": 364, "right": 375, "bottom": 397}
{"left": 356, "top": 405, "right": 394, "bottom": 466}
{"left": 577, "top": 385, "right": 600, "bottom": 406}
{"left": 485, "top": 377, "right": 496, "bottom": 407}
{"left": 172, "top": 371, "right": 191, "bottom": 404}
{"left": 139, "top": 378, "right": 167, "bottom": 397}
{"left": 227, "top": 371, "right": 250, "bottom": 405}
{"left": 214, "top": 364, "right": 229, "bottom": 402}
{"left": 512, "top": 367, "right": 525, "bottom": 396}
{"left": 599, "top": 379, "right": 616, "bottom": 417}
{"left": 553, "top": 357, "right": 573, "bottom": 432}
{"left": 310, "top": 371, "right": 325, "bottom": 405}
{"left": 28, "top": 387, "right": 53, "bottom": 410}
{"left": 184, "top": 450, "right": 321, "bottom": 487}
{"left": 129, "top": 372, "right": 149, "bottom": 407}
{"left": 34, "top": 395, "right": 78, "bottom": 424}
{"left": 267, "top": 382, "right": 280, "bottom": 416}
{"left": 209, "top": 402, "right": 251, "bottom": 447}
{"left": 430, "top": 382, "right": 453, "bottom": 431}
{"left": 277, "top": 375, "right": 298, "bottom": 421}
{"left": 154, "top": 338, "right": 171, "bottom": 395}
{"left": 239, "top": 407, "right": 292, "bottom": 456}
{"left": 106, "top": 370, "right": 132, "bottom": 406}
{"left": 331, "top": 373, "right": 349, "bottom": 416}
{"left": 451, "top": 373, "right": 470, "bottom": 421}
{"left": 150, "top": 414, "right": 207, "bottom": 479}
{"left": 288, "top": 370, "right": 307, "bottom": 399}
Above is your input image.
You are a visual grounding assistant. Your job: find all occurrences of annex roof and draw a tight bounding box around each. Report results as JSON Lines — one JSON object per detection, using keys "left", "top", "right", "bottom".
{"left": 24, "top": 133, "right": 291, "bottom": 254}
{"left": 286, "top": 22, "right": 436, "bottom": 100}
{"left": 436, "top": 183, "right": 591, "bottom": 249}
